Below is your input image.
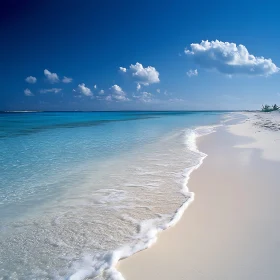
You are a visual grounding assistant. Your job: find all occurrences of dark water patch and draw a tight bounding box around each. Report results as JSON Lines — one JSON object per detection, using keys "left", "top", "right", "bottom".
{"left": 0, "top": 111, "right": 229, "bottom": 139}
{"left": 0, "top": 116, "right": 159, "bottom": 139}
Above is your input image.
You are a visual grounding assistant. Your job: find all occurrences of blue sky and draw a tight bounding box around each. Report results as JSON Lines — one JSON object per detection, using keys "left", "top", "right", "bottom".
{"left": 1, "top": 0, "right": 280, "bottom": 111}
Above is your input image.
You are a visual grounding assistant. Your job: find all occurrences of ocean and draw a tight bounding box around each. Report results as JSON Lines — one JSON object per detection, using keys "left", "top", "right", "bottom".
{"left": 0, "top": 111, "right": 227, "bottom": 279}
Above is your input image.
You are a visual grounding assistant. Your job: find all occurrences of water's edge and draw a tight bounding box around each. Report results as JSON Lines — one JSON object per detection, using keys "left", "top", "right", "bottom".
{"left": 2, "top": 112, "right": 237, "bottom": 280}
{"left": 112, "top": 127, "right": 215, "bottom": 280}
{"left": 108, "top": 114, "right": 246, "bottom": 280}
{"left": 67, "top": 125, "right": 217, "bottom": 280}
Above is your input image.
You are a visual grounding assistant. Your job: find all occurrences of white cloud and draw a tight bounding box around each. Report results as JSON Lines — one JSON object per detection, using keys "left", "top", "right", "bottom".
{"left": 94, "top": 84, "right": 97, "bottom": 89}
{"left": 168, "top": 98, "right": 184, "bottom": 102}
{"left": 130, "top": 62, "right": 160, "bottom": 85}
{"left": 24, "top": 88, "right": 33, "bottom": 96}
{"left": 107, "top": 84, "right": 129, "bottom": 101}
{"left": 25, "top": 76, "right": 37, "bottom": 84}
{"left": 185, "top": 40, "right": 279, "bottom": 76}
{"left": 186, "top": 69, "right": 198, "bottom": 77}
{"left": 39, "top": 88, "right": 62, "bottom": 94}
{"left": 44, "top": 69, "right": 59, "bottom": 83}
{"left": 62, "top": 76, "right": 72, "bottom": 83}
{"left": 136, "top": 83, "right": 141, "bottom": 91}
{"left": 156, "top": 89, "right": 160, "bottom": 93}
{"left": 110, "top": 84, "right": 123, "bottom": 93}
{"left": 133, "top": 91, "right": 152, "bottom": 103}
{"left": 99, "top": 89, "right": 105, "bottom": 94}
{"left": 119, "top": 67, "right": 127, "bottom": 73}
{"left": 78, "top": 83, "right": 92, "bottom": 96}
{"left": 120, "top": 62, "right": 160, "bottom": 86}
{"left": 105, "top": 95, "right": 112, "bottom": 101}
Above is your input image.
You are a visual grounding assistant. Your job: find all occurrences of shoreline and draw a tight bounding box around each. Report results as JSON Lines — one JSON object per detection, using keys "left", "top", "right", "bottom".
{"left": 102, "top": 125, "right": 218, "bottom": 280}
{"left": 117, "top": 112, "right": 280, "bottom": 280}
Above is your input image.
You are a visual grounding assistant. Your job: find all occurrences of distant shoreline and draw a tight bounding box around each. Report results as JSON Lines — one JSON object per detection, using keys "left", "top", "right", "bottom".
{"left": 1, "top": 109, "right": 248, "bottom": 113}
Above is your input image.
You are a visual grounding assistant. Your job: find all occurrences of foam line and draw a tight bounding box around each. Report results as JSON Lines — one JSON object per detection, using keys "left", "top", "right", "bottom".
{"left": 66, "top": 125, "right": 217, "bottom": 280}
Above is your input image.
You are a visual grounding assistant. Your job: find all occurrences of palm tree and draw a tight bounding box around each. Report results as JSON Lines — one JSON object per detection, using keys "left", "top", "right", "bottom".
{"left": 261, "top": 104, "right": 279, "bottom": 112}
{"left": 262, "top": 104, "right": 271, "bottom": 112}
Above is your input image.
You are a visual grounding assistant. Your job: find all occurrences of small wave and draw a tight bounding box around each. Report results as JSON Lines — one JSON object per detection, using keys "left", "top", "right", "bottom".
{"left": 66, "top": 125, "right": 217, "bottom": 280}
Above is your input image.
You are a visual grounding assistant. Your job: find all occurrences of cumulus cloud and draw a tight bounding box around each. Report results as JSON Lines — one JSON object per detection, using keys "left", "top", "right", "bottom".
{"left": 99, "top": 89, "right": 105, "bottom": 94}
{"left": 62, "top": 76, "right": 72, "bottom": 83}
{"left": 44, "top": 69, "right": 59, "bottom": 83}
{"left": 25, "top": 76, "right": 37, "bottom": 84}
{"left": 94, "top": 84, "right": 97, "bottom": 89}
{"left": 78, "top": 83, "right": 92, "bottom": 96}
{"left": 119, "top": 67, "right": 127, "bottom": 73}
{"left": 24, "top": 88, "right": 33, "bottom": 96}
{"left": 185, "top": 40, "right": 279, "bottom": 76}
{"left": 120, "top": 62, "right": 160, "bottom": 86}
{"left": 156, "top": 89, "right": 160, "bottom": 93}
{"left": 130, "top": 62, "right": 160, "bottom": 85}
{"left": 39, "top": 88, "right": 62, "bottom": 94}
{"left": 107, "top": 84, "right": 129, "bottom": 101}
{"left": 136, "top": 83, "right": 141, "bottom": 91}
{"left": 186, "top": 69, "right": 198, "bottom": 77}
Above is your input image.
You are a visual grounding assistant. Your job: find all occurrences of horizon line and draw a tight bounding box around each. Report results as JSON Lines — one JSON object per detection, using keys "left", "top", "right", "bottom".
{"left": 0, "top": 109, "right": 250, "bottom": 113}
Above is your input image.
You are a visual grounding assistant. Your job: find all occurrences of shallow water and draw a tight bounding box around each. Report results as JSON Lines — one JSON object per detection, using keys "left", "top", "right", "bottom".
{"left": 0, "top": 111, "right": 226, "bottom": 279}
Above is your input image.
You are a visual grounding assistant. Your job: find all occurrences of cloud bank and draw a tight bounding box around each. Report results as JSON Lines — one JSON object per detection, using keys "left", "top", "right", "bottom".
{"left": 185, "top": 40, "right": 279, "bottom": 76}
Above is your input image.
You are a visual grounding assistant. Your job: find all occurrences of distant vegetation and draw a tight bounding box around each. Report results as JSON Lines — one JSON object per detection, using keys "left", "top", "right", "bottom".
{"left": 261, "top": 104, "right": 279, "bottom": 112}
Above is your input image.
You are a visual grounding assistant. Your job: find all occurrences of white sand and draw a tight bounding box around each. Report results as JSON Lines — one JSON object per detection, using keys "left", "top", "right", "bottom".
{"left": 117, "top": 112, "right": 280, "bottom": 280}
{"left": 229, "top": 112, "right": 280, "bottom": 161}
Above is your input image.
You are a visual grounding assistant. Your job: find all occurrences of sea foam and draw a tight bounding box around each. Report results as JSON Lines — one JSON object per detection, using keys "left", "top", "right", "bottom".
{"left": 65, "top": 125, "right": 217, "bottom": 280}
{"left": 1, "top": 112, "right": 224, "bottom": 280}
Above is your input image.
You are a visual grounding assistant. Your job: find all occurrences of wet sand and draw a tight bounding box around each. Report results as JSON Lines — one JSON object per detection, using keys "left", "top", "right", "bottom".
{"left": 117, "top": 113, "right": 280, "bottom": 280}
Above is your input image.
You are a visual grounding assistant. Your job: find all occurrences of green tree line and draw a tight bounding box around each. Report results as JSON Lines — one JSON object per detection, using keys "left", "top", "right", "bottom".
{"left": 261, "top": 104, "right": 279, "bottom": 112}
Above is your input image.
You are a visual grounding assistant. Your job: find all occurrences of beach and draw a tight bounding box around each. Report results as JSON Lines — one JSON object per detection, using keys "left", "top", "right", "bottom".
{"left": 0, "top": 111, "right": 224, "bottom": 279}
{"left": 4, "top": 2, "right": 280, "bottom": 278}
{"left": 118, "top": 112, "right": 280, "bottom": 280}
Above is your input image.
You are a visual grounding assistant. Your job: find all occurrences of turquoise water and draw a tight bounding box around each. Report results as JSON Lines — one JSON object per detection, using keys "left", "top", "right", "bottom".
{"left": 0, "top": 111, "right": 225, "bottom": 279}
